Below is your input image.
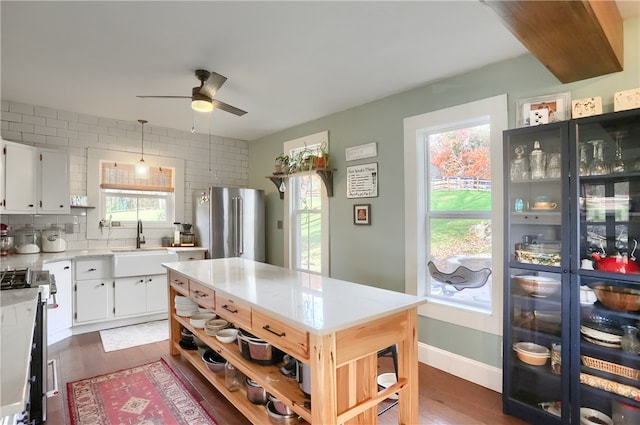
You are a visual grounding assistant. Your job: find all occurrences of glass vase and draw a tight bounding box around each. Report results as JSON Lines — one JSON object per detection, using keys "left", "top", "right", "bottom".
{"left": 621, "top": 325, "right": 640, "bottom": 355}
{"left": 587, "top": 140, "right": 609, "bottom": 176}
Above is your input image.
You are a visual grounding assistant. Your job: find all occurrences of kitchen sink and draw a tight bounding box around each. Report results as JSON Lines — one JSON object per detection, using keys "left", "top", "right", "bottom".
{"left": 112, "top": 249, "right": 178, "bottom": 277}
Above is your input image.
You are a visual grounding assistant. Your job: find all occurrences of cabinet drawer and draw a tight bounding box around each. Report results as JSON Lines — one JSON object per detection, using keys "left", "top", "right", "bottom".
{"left": 216, "top": 295, "right": 252, "bottom": 330}
{"left": 177, "top": 250, "right": 205, "bottom": 261}
{"left": 75, "top": 257, "right": 111, "bottom": 280}
{"left": 189, "top": 280, "right": 215, "bottom": 310}
{"left": 169, "top": 271, "right": 189, "bottom": 296}
{"left": 252, "top": 309, "right": 309, "bottom": 360}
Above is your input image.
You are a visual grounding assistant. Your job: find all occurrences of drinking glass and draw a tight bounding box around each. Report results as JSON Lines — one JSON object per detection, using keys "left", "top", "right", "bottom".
{"left": 578, "top": 143, "right": 589, "bottom": 176}
{"left": 612, "top": 131, "right": 626, "bottom": 173}
{"left": 587, "top": 140, "right": 610, "bottom": 176}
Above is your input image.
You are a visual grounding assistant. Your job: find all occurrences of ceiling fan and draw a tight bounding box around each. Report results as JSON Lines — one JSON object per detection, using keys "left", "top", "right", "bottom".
{"left": 137, "top": 69, "right": 247, "bottom": 116}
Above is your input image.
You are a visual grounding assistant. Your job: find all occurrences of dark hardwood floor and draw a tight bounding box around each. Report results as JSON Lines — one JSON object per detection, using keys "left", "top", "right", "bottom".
{"left": 46, "top": 332, "right": 531, "bottom": 425}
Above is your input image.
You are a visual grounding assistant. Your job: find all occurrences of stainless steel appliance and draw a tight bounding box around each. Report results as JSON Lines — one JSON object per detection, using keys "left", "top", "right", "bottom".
{"left": 0, "top": 269, "right": 57, "bottom": 424}
{"left": 194, "top": 187, "right": 265, "bottom": 261}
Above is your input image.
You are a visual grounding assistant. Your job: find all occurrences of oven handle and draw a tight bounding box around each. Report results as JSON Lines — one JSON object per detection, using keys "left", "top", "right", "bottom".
{"left": 46, "top": 359, "right": 59, "bottom": 397}
{"left": 47, "top": 294, "right": 58, "bottom": 309}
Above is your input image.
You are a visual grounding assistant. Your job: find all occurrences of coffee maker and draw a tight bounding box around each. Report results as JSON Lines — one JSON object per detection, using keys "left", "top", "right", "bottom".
{"left": 180, "top": 223, "right": 195, "bottom": 246}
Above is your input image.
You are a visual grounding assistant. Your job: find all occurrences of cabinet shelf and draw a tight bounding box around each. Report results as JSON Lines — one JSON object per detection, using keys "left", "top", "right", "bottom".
{"left": 173, "top": 314, "right": 312, "bottom": 423}
{"left": 266, "top": 168, "right": 335, "bottom": 198}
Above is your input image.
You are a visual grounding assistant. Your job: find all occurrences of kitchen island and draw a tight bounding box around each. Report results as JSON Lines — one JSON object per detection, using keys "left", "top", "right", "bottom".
{"left": 164, "top": 257, "right": 426, "bottom": 425}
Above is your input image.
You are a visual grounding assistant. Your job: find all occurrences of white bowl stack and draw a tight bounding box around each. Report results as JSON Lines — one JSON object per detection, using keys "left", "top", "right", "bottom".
{"left": 174, "top": 295, "right": 200, "bottom": 317}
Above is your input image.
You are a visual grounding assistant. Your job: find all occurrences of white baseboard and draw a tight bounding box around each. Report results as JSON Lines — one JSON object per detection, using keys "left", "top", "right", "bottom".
{"left": 418, "top": 342, "right": 503, "bottom": 393}
{"left": 71, "top": 312, "right": 167, "bottom": 336}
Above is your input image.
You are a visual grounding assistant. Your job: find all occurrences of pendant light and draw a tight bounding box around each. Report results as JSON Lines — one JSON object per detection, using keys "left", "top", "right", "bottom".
{"left": 135, "top": 119, "right": 149, "bottom": 178}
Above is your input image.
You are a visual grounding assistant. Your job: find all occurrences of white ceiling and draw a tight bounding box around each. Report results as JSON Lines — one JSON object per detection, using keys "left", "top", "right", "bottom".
{"left": 2, "top": 1, "right": 638, "bottom": 141}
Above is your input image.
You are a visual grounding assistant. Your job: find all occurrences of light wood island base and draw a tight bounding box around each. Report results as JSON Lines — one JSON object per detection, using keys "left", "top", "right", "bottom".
{"left": 165, "top": 259, "right": 424, "bottom": 425}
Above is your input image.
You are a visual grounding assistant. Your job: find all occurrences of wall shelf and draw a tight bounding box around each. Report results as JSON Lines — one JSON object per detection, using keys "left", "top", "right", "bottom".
{"left": 266, "top": 168, "right": 335, "bottom": 199}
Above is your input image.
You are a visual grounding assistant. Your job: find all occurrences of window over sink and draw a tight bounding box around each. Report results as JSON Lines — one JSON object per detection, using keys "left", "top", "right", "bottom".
{"left": 86, "top": 148, "right": 184, "bottom": 240}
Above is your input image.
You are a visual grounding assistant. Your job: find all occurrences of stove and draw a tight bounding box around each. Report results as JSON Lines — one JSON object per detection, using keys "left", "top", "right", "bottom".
{"left": 0, "top": 268, "right": 56, "bottom": 425}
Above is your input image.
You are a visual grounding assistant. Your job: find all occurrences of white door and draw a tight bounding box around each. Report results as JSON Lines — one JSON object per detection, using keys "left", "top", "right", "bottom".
{"left": 42, "top": 260, "right": 72, "bottom": 343}
{"left": 38, "top": 149, "right": 69, "bottom": 214}
{"left": 114, "top": 276, "right": 147, "bottom": 317}
{"left": 2, "top": 141, "right": 37, "bottom": 213}
{"left": 146, "top": 274, "right": 168, "bottom": 313}
{"left": 75, "top": 280, "right": 110, "bottom": 322}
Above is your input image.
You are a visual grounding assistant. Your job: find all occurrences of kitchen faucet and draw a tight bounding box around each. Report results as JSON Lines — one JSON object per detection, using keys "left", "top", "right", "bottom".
{"left": 136, "top": 219, "right": 145, "bottom": 249}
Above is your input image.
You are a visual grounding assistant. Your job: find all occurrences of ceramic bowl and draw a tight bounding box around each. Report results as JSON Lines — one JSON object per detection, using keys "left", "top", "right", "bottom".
{"left": 580, "top": 407, "right": 613, "bottom": 425}
{"left": 216, "top": 328, "right": 239, "bottom": 343}
{"left": 205, "top": 318, "right": 229, "bottom": 331}
{"left": 190, "top": 313, "right": 217, "bottom": 328}
{"left": 201, "top": 348, "right": 226, "bottom": 374}
{"left": 377, "top": 372, "right": 398, "bottom": 400}
{"left": 513, "top": 342, "right": 550, "bottom": 366}
{"left": 590, "top": 285, "right": 640, "bottom": 311}
{"left": 515, "top": 275, "right": 561, "bottom": 297}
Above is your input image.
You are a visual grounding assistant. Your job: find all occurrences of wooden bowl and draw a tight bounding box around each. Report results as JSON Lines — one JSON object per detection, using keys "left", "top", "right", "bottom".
{"left": 590, "top": 285, "right": 640, "bottom": 311}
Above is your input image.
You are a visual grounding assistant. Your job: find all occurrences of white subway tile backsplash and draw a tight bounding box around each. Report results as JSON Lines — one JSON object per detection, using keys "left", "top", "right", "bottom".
{"left": 9, "top": 103, "right": 34, "bottom": 116}
{"left": 57, "top": 110, "right": 78, "bottom": 122}
{"left": 22, "top": 115, "right": 46, "bottom": 126}
{"left": 34, "top": 106, "right": 58, "bottom": 119}
{"left": 34, "top": 126, "right": 57, "bottom": 136}
{"left": 46, "top": 118, "right": 68, "bottom": 129}
{"left": 2, "top": 111, "right": 23, "bottom": 123}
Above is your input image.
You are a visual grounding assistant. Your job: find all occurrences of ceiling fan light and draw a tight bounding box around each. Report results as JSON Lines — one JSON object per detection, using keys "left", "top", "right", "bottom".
{"left": 192, "top": 99, "right": 213, "bottom": 112}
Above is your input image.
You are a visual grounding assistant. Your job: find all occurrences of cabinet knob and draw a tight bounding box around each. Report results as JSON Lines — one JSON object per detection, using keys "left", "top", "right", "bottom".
{"left": 88, "top": 268, "right": 96, "bottom": 272}
{"left": 100, "top": 283, "right": 105, "bottom": 286}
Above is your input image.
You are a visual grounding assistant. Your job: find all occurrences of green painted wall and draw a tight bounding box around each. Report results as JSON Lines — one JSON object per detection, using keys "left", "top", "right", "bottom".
{"left": 249, "top": 18, "right": 640, "bottom": 369}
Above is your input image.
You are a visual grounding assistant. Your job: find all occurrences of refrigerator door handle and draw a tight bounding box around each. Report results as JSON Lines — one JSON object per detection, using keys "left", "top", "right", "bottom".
{"left": 238, "top": 197, "right": 244, "bottom": 255}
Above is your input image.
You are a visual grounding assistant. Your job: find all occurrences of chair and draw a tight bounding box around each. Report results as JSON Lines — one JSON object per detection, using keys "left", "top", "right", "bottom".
{"left": 427, "top": 260, "right": 492, "bottom": 292}
{"left": 377, "top": 345, "right": 398, "bottom": 416}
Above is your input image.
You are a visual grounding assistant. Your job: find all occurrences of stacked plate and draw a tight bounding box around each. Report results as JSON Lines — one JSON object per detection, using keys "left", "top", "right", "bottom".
{"left": 580, "top": 325, "right": 622, "bottom": 348}
{"left": 174, "top": 295, "right": 199, "bottom": 317}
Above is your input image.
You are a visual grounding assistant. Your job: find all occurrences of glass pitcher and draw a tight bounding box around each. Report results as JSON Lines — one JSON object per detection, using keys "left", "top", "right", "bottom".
{"left": 621, "top": 325, "right": 640, "bottom": 354}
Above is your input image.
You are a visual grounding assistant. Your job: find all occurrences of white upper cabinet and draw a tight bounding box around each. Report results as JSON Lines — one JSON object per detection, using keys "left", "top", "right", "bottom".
{"left": 1, "top": 139, "right": 69, "bottom": 214}
{"left": 38, "top": 149, "right": 70, "bottom": 214}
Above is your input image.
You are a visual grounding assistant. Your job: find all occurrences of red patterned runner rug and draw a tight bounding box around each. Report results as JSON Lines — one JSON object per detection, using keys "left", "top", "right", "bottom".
{"left": 67, "top": 359, "right": 218, "bottom": 425}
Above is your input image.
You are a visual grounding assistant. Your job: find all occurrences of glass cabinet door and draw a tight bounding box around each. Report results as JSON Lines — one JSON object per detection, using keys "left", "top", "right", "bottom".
{"left": 574, "top": 110, "right": 640, "bottom": 424}
{"left": 503, "top": 122, "right": 569, "bottom": 424}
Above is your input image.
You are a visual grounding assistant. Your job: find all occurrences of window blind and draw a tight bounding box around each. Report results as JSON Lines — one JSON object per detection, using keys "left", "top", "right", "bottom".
{"left": 100, "top": 162, "right": 174, "bottom": 192}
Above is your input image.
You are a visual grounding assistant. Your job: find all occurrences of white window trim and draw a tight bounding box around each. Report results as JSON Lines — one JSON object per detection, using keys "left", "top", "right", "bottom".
{"left": 403, "top": 94, "right": 507, "bottom": 335}
{"left": 283, "top": 131, "right": 330, "bottom": 274}
{"left": 87, "top": 148, "right": 184, "bottom": 240}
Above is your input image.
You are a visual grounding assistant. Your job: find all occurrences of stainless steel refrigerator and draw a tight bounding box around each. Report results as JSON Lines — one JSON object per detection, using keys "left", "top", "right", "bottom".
{"left": 193, "top": 187, "right": 265, "bottom": 261}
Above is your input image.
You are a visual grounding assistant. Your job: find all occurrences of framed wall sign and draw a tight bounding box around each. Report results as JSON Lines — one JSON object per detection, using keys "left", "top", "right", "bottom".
{"left": 347, "top": 162, "right": 378, "bottom": 198}
{"left": 517, "top": 92, "right": 571, "bottom": 127}
{"left": 353, "top": 204, "right": 371, "bottom": 225}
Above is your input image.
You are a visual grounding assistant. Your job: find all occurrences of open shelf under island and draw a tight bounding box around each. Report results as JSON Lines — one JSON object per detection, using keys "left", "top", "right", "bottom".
{"left": 163, "top": 257, "right": 425, "bottom": 424}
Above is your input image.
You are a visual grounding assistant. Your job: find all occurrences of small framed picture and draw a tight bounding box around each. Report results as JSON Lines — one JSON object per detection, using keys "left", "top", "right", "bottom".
{"left": 353, "top": 204, "right": 371, "bottom": 225}
{"left": 572, "top": 96, "right": 603, "bottom": 118}
{"left": 517, "top": 92, "right": 571, "bottom": 127}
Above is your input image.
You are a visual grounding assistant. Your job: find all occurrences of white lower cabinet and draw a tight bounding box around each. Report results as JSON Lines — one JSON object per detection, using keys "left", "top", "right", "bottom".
{"left": 114, "top": 274, "right": 167, "bottom": 317}
{"left": 75, "top": 279, "right": 111, "bottom": 323}
{"left": 42, "top": 260, "right": 72, "bottom": 344}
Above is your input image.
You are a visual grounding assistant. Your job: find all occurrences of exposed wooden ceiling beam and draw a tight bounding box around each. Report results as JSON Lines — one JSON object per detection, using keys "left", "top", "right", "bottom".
{"left": 482, "top": 0, "right": 623, "bottom": 83}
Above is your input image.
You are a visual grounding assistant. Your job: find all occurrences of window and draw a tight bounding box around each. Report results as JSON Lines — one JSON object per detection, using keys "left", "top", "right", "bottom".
{"left": 100, "top": 161, "right": 174, "bottom": 224}
{"left": 426, "top": 124, "right": 492, "bottom": 312}
{"left": 283, "top": 131, "right": 330, "bottom": 275}
{"left": 86, "top": 148, "right": 184, "bottom": 240}
{"left": 404, "top": 95, "right": 507, "bottom": 335}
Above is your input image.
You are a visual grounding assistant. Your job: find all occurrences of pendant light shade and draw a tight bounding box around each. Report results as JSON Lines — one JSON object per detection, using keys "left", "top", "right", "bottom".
{"left": 135, "top": 119, "right": 149, "bottom": 178}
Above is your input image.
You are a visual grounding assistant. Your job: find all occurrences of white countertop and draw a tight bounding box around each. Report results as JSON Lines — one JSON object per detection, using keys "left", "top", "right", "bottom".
{"left": 0, "top": 288, "right": 40, "bottom": 417}
{"left": 0, "top": 247, "right": 207, "bottom": 270}
{"left": 163, "top": 258, "right": 426, "bottom": 335}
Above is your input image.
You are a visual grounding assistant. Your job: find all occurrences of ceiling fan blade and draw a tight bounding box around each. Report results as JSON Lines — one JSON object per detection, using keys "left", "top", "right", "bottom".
{"left": 211, "top": 99, "right": 247, "bottom": 116}
{"left": 136, "top": 95, "right": 191, "bottom": 99}
{"left": 199, "top": 71, "right": 227, "bottom": 98}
